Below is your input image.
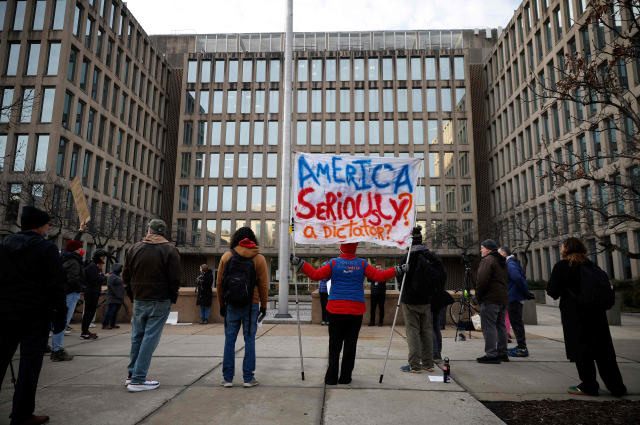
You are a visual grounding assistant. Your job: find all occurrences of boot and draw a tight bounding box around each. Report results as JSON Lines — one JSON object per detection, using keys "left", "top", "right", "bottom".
{"left": 10, "top": 414, "right": 50, "bottom": 425}
{"left": 367, "top": 321, "right": 375, "bottom": 326}
{"left": 51, "top": 349, "right": 74, "bottom": 362}
{"left": 199, "top": 318, "right": 204, "bottom": 325}
{"left": 378, "top": 321, "right": 384, "bottom": 327}
{"left": 203, "top": 319, "right": 209, "bottom": 325}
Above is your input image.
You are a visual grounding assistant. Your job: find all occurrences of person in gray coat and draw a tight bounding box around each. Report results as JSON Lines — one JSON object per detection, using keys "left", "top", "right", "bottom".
{"left": 103, "top": 263, "right": 125, "bottom": 329}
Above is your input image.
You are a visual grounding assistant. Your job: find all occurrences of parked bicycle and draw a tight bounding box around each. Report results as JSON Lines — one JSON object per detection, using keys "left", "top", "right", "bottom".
{"left": 70, "top": 292, "right": 129, "bottom": 324}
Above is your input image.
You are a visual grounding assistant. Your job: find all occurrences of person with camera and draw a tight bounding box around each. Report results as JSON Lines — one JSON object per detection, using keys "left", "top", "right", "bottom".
{"left": 498, "top": 247, "right": 534, "bottom": 357}
{"left": 476, "top": 239, "right": 509, "bottom": 364}
{"left": 0, "top": 206, "right": 68, "bottom": 425}
{"left": 398, "top": 227, "right": 447, "bottom": 373}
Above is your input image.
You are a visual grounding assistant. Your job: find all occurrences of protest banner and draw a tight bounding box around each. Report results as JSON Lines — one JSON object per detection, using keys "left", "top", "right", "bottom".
{"left": 293, "top": 153, "right": 421, "bottom": 249}
{"left": 69, "top": 176, "right": 91, "bottom": 224}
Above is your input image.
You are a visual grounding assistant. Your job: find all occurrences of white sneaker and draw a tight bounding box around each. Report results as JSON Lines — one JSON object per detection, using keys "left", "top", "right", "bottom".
{"left": 127, "top": 380, "right": 160, "bottom": 392}
{"left": 243, "top": 378, "right": 260, "bottom": 388}
{"left": 64, "top": 330, "right": 71, "bottom": 335}
{"left": 220, "top": 380, "right": 233, "bottom": 388}
{"left": 89, "top": 323, "right": 97, "bottom": 328}
{"left": 125, "top": 377, "right": 131, "bottom": 386}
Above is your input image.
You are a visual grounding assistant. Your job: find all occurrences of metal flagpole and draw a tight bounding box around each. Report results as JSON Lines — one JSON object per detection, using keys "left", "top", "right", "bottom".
{"left": 290, "top": 165, "right": 305, "bottom": 379}
{"left": 380, "top": 162, "right": 423, "bottom": 383}
{"left": 276, "top": 0, "right": 294, "bottom": 318}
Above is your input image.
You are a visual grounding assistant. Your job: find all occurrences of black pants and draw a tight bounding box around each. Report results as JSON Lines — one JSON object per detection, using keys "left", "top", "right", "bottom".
{"left": 102, "top": 303, "right": 121, "bottom": 327}
{"left": 369, "top": 294, "right": 385, "bottom": 324}
{"left": 432, "top": 307, "right": 442, "bottom": 358}
{"left": 326, "top": 313, "right": 362, "bottom": 384}
{"left": 0, "top": 318, "right": 49, "bottom": 423}
{"left": 508, "top": 301, "right": 527, "bottom": 349}
{"left": 576, "top": 353, "right": 627, "bottom": 396}
{"left": 320, "top": 293, "right": 329, "bottom": 322}
{"left": 82, "top": 292, "right": 100, "bottom": 333}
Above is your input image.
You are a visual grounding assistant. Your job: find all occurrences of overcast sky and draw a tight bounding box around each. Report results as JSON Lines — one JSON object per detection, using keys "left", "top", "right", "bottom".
{"left": 126, "top": 0, "right": 523, "bottom": 36}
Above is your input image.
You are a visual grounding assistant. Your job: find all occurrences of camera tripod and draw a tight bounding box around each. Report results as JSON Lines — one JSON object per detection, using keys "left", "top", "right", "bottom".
{"left": 452, "top": 254, "right": 479, "bottom": 342}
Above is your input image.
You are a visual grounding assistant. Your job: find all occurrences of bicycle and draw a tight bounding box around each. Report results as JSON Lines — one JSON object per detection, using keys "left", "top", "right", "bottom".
{"left": 450, "top": 253, "right": 479, "bottom": 340}
{"left": 70, "top": 292, "right": 130, "bottom": 325}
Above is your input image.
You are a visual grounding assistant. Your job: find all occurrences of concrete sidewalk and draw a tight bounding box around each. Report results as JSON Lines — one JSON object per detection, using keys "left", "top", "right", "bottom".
{"left": 1, "top": 305, "right": 638, "bottom": 424}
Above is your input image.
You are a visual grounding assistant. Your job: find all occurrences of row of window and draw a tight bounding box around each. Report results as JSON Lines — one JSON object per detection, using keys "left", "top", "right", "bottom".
{"left": 176, "top": 218, "right": 276, "bottom": 248}
{"left": 186, "top": 56, "right": 466, "bottom": 84}
{"left": 179, "top": 151, "right": 472, "bottom": 181}
{"left": 176, "top": 182, "right": 473, "bottom": 215}
{"left": 186, "top": 87, "right": 466, "bottom": 115}
{"left": 183, "top": 118, "right": 469, "bottom": 147}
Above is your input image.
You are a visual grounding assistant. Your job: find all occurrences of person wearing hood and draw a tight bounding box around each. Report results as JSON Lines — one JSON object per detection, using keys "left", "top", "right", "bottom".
{"left": 81, "top": 247, "right": 110, "bottom": 340}
{"left": 0, "top": 206, "right": 67, "bottom": 425}
{"left": 196, "top": 264, "right": 214, "bottom": 324}
{"left": 217, "top": 227, "right": 269, "bottom": 388}
{"left": 291, "top": 242, "right": 405, "bottom": 385}
{"left": 476, "top": 239, "right": 509, "bottom": 364}
{"left": 103, "top": 263, "right": 125, "bottom": 329}
{"left": 123, "top": 219, "right": 181, "bottom": 392}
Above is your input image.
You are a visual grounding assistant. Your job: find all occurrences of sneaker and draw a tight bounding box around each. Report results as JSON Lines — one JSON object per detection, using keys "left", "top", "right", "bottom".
{"left": 127, "top": 380, "right": 160, "bottom": 392}
{"left": 51, "top": 349, "right": 74, "bottom": 362}
{"left": 89, "top": 323, "right": 96, "bottom": 328}
{"left": 80, "top": 332, "right": 98, "bottom": 340}
{"left": 367, "top": 322, "right": 375, "bottom": 327}
{"left": 199, "top": 318, "right": 204, "bottom": 325}
{"left": 421, "top": 365, "right": 435, "bottom": 372}
{"left": 499, "top": 355, "right": 510, "bottom": 362}
{"left": 477, "top": 356, "right": 501, "bottom": 364}
{"left": 567, "top": 386, "right": 587, "bottom": 395}
{"left": 111, "top": 325, "right": 120, "bottom": 329}
{"left": 400, "top": 365, "right": 421, "bottom": 373}
{"left": 243, "top": 378, "right": 260, "bottom": 388}
{"left": 125, "top": 374, "right": 132, "bottom": 386}
{"left": 509, "top": 347, "right": 529, "bottom": 357}
{"left": 64, "top": 330, "right": 71, "bottom": 335}
{"left": 321, "top": 321, "right": 326, "bottom": 326}
{"left": 66, "top": 326, "right": 73, "bottom": 331}
{"left": 101, "top": 325, "right": 112, "bottom": 330}
{"left": 203, "top": 319, "right": 208, "bottom": 325}
{"left": 220, "top": 380, "right": 233, "bottom": 388}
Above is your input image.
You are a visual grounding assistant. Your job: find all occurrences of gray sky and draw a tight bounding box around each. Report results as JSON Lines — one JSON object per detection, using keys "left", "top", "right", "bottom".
{"left": 127, "top": 0, "right": 523, "bottom": 36}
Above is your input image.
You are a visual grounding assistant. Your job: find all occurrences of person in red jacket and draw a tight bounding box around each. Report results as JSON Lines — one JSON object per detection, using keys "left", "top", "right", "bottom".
{"left": 291, "top": 242, "right": 407, "bottom": 385}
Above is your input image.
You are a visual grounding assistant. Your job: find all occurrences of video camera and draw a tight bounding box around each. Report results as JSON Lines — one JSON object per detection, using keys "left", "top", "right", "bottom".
{"left": 461, "top": 252, "right": 477, "bottom": 265}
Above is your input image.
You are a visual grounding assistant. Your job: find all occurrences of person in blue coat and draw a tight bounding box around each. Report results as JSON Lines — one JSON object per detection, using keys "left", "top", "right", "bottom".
{"left": 499, "top": 247, "right": 533, "bottom": 357}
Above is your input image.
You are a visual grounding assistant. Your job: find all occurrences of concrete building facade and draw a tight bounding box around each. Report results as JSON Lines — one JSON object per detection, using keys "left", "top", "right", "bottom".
{"left": 483, "top": 0, "right": 640, "bottom": 280}
{"left": 0, "top": 0, "right": 172, "bottom": 264}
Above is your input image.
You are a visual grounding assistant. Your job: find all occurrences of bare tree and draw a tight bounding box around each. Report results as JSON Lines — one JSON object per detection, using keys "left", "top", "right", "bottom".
{"left": 521, "top": 0, "right": 640, "bottom": 260}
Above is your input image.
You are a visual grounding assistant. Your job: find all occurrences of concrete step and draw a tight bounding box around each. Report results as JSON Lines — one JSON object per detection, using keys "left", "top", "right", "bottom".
{"left": 263, "top": 315, "right": 312, "bottom": 324}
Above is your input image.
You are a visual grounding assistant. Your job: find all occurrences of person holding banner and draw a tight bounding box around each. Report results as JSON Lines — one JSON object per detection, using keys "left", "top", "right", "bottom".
{"left": 291, "top": 243, "right": 406, "bottom": 385}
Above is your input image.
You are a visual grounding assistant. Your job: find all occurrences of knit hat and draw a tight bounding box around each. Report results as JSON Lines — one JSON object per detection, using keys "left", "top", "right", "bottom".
{"left": 411, "top": 226, "right": 423, "bottom": 244}
{"left": 481, "top": 239, "right": 499, "bottom": 251}
{"left": 339, "top": 243, "right": 358, "bottom": 254}
{"left": 148, "top": 219, "right": 167, "bottom": 234}
{"left": 65, "top": 240, "right": 83, "bottom": 252}
{"left": 21, "top": 206, "right": 50, "bottom": 230}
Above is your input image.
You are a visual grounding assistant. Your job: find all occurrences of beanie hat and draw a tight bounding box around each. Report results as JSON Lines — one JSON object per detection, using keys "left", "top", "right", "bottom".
{"left": 149, "top": 219, "right": 167, "bottom": 234}
{"left": 65, "top": 240, "right": 83, "bottom": 252}
{"left": 21, "top": 206, "right": 50, "bottom": 230}
{"left": 411, "top": 226, "right": 423, "bottom": 244}
{"left": 339, "top": 243, "right": 358, "bottom": 254}
{"left": 481, "top": 239, "right": 499, "bottom": 251}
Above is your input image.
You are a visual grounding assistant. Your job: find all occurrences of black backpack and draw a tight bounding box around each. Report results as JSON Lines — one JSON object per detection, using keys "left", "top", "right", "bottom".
{"left": 568, "top": 262, "right": 615, "bottom": 310}
{"left": 221, "top": 249, "right": 257, "bottom": 307}
{"left": 409, "top": 250, "right": 447, "bottom": 299}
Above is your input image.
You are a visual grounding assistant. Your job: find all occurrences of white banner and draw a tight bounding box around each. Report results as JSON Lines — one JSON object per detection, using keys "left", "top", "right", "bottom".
{"left": 293, "top": 153, "right": 421, "bottom": 249}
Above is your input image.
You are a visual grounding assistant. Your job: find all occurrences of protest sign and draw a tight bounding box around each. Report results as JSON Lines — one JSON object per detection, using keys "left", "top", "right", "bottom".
{"left": 70, "top": 176, "right": 90, "bottom": 224}
{"left": 293, "top": 153, "right": 421, "bottom": 248}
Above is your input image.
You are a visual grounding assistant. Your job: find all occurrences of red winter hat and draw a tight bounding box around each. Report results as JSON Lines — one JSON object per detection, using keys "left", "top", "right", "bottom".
{"left": 340, "top": 243, "right": 358, "bottom": 254}
{"left": 65, "top": 240, "right": 83, "bottom": 252}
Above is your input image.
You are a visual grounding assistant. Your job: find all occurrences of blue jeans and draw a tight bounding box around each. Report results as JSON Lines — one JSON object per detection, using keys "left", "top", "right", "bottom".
{"left": 128, "top": 300, "right": 172, "bottom": 383}
{"left": 200, "top": 307, "right": 210, "bottom": 319}
{"left": 102, "top": 303, "right": 122, "bottom": 327}
{"left": 223, "top": 303, "right": 259, "bottom": 383}
{"left": 51, "top": 292, "right": 81, "bottom": 352}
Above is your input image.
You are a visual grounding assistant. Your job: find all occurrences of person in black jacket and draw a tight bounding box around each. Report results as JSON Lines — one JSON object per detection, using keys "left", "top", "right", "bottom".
{"left": 81, "top": 249, "right": 109, "bottom": 340}
{"left": 547, "top": 237, "right": 627, "bottom": 397}
{"left": 367, "top": 265, "right": 386, "bottom": 327}
{"left": 103, "top": 263, "right": 125, "bottom": 329}
{"left": 196, "top": 264, "right": 214, "bottom": 324}
{"left": 0, "top": 206, "right": 67, "bottom": 425}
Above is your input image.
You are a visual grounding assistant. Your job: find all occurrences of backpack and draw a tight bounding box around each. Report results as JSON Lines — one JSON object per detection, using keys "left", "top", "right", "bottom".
{"left": 409, "top": 250, "right": 447, "bottom": 299}
{"left": 568, "top": 262, "right": 615, "bottom": 310}
{"left": 221, "top": 249, "right": 257, "bottom": 307}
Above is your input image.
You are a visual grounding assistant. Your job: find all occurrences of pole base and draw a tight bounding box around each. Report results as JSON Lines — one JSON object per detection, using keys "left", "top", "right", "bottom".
{"left": 379, "top": 374, "right": 384, "bottom": 383}
{"left": 274, "top": 313, "right": 292, "bottom": 318}
{"left": 301, "top": 372, "right": 305, "bottom": 381}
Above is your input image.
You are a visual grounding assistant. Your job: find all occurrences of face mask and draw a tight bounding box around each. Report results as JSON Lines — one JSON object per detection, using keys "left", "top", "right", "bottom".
{"left": 78, "top": 250, "right": 85, "bottom": 257}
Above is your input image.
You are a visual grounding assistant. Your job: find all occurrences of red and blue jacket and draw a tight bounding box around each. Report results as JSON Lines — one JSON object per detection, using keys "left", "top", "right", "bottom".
{"left": 301, "top": 254, "right": 396, "bottom": 316}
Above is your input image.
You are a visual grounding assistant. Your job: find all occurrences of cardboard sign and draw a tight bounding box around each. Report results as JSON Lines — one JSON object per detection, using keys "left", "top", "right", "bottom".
{"left": 69, "top": 177, "right": 90, "bottom": 224}
{"left": 293, "top": 153, "right": 421, "bottom": 249}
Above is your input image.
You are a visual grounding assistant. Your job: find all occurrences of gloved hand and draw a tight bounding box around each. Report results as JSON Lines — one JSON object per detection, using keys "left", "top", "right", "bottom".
{"left": 525, "top": 293, "right": 536, "bottom": 300}
{"left": 395, "top": 263, "right": 409, "bottom": 277}
{"left": 52, "top": 307, "right": 68, "bottom": 335}
{"left": 219, "top": 305, "right": 227, "bottom": 317}
{"left": 257, "top": 307, "right": 267, "bottom": 323}
{"left": 290, "top": 254, "right": 306, "bottom": 269}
